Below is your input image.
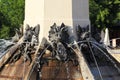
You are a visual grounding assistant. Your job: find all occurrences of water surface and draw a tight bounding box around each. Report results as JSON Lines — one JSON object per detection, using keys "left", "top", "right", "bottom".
{"left": 0, "top": 39, "right": 14, "bottom": 58}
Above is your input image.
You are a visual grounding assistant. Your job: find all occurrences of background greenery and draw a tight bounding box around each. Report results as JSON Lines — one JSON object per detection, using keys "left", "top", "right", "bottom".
{"left": 90, "top": 0, "right": 120, "bottom": 29}
{"left": 0, "top": 0, "right": 120, "bottom": 39}
{"left": 0, "top": 0, "right": 25, "bottom": 39}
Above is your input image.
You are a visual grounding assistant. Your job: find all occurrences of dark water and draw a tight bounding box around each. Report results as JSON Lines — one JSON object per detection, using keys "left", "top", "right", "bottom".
{"left": 0, "top": 39, "right": 14, "bottom": 58}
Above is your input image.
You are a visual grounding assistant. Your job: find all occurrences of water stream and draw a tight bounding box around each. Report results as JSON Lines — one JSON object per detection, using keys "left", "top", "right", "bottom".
{"left": 65, "top": 62, "right": 70, "bottom": 80}
{"left": 72, "top": 40, "right": 120, "bottom": 79}
{"left": 92, "top": 43, "right": 120, "bottom": 73}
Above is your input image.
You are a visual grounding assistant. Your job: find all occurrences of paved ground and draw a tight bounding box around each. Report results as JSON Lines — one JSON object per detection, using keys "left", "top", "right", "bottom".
{"left": 107, "top": 49, "right": 120, "bottom": 63}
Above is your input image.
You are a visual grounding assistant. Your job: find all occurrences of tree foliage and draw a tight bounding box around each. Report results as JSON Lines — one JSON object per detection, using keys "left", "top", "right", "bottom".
{"left": 0, "top": 0, "right": 25, "bottom": 39}
{"left": 90, "top": 0, "right": 120, "bottom": 29}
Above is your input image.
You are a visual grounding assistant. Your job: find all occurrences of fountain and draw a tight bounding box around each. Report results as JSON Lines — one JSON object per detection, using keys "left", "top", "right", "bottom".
{"left": 0, "top": 0, "right": 120, "bottom": 80}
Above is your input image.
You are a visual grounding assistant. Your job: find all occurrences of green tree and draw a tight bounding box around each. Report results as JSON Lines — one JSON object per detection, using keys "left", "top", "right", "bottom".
{"left": 0, "top": 0, "right": 25, "bottom": 39}
{"left": 90, "top": 0, "right": 120, "bottom": 29}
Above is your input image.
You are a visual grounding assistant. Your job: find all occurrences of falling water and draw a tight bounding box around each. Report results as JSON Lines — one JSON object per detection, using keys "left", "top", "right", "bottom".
{"left": 0, "top": 39, "right": 14, "bottom": 59}
{"left": 65, "top": 62, "right": 71, "bottom": 80}
{"left": 92, "top": 43, "right": 120, "bottom": 73}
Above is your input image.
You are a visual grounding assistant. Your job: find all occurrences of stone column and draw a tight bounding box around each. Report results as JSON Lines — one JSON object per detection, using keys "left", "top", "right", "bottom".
{"left": 24, "top": 0, "right": 45, "bottom": 43}
{"left": 24, "top": 0, "right": 90, "bottom": 42}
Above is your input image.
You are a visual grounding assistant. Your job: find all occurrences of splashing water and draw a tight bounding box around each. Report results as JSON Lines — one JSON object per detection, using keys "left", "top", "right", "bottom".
{"left": 65, "top": 62, "right": 71, "bottom": 80}
{"left": 0, "top": 39, "right": 14, "bottom": 58}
